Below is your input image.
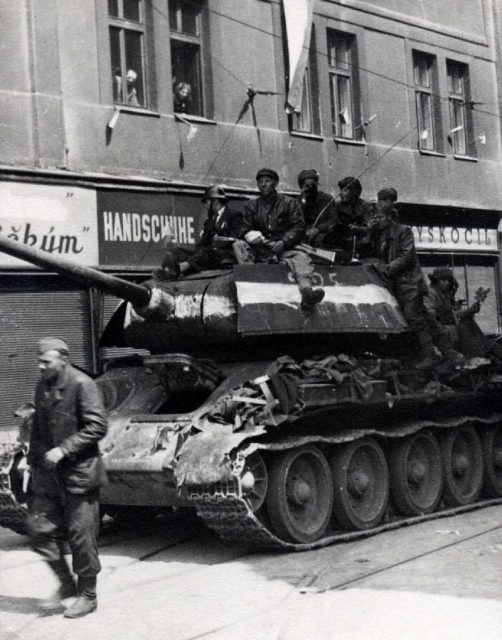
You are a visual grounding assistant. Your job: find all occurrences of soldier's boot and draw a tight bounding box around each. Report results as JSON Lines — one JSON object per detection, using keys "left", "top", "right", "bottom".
{"left": 433, "top": 334, "right": 465, "bottom": 368}
{"left": 64, "top": 576, "right": 97, "bottom": 619}
{"left": 40, "top": 559, "right": 77, "bottom": 612}
{"left": 300, "top": 287, "right": 325, "bottom": 310}
{"left": 414, "top": 332, "right": 441, "bottom": 370}
{"left": 160, "top": 251, "right": 180, "bottom": 278}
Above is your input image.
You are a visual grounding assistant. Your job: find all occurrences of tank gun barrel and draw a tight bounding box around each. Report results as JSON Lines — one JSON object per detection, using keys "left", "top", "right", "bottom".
{"left": 0, "top": 234, "right": 151, "bottom": 307}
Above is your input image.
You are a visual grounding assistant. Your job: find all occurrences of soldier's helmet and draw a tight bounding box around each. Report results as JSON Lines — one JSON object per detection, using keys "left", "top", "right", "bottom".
{"left": 202, "top": 185, "right": 228, "bottom": 202}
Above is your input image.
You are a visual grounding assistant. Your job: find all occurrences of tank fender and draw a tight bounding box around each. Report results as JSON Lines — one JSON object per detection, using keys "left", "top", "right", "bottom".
{"left": 173, "top": 428, "right": 265, "bottom": 487}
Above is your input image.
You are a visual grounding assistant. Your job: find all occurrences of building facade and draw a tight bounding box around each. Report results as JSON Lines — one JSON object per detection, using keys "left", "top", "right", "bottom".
{"left": 0, "top": 0, "right": 501, "bottom": 427}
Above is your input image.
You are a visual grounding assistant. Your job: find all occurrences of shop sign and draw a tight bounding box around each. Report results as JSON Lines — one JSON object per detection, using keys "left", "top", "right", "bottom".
{"left": 97, "top": 190, "right": 204, "bottom": 267}
{"left": 0, "top": 182, "right": 98, "bottom": 268}
{"left": 412, "top": 225, "right": 498, "bottom": 252}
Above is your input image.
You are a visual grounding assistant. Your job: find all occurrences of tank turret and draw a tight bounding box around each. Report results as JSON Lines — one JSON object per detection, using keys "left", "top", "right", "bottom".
{"left": 0, "top": 234, "right": 407, "bottom": 357}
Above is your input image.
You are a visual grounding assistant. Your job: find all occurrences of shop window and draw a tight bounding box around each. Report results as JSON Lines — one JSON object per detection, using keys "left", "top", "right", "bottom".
{"left": 447, "top": 61, "right": 475, "bottom": 157}
{"left": 108, "top": 0, "right": 148, "bottom": 108}
{"left": 169, "top": 0, "right": 207, "bottom": 116}
{"left": 291, "top": 28, "right": 320, "bottom": 135}
{"left": 413, "top": 51, "right": 442, "bottom": 152}
{"left": 328, "top": 30, "right": 361, "bottom": 140}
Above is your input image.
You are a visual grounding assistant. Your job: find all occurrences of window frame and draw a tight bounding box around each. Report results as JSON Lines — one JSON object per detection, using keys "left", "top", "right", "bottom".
{"left": 413, "top": 50, "right": 442, "bottom": 153}
{"left": 169, "top": 0, "right": 211, "bottom": 118}
{"left": 108, "top": 0, "right": 150, "bottom": 109}
{"left": 327, "top": 29, "right": 362, "bottom": 141}
{"left": 447, "top": 60, "right": 476, "bottom": 157}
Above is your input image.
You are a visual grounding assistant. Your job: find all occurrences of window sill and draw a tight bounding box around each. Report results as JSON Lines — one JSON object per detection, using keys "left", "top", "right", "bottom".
{"left": 453, "top": 154, "right": 478, "bottom": 162}
{"left": 418, "top": 149, "right": 446, "bottom": 158}
{"left": 333, "top": 137, "right": 366, "bottom": 147}
{"left": 290, "top": 131, "right": 324, "bottom": 142}
{"left": 175, "top": 113, "right": 217, "bottom": 125}
{"left": 115, "top": 106, "right": 161, "bottom": 118}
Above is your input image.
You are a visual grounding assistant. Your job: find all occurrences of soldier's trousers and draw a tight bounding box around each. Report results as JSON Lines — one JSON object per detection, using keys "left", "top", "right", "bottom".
{"left": 27, "top": 468, "right": 101, "bottom": 577}
{"left": 233, "top": 240, "right": 315, "bottom": 289}
{"left": 393, "top": 279, "right": 452, "bottom": 348}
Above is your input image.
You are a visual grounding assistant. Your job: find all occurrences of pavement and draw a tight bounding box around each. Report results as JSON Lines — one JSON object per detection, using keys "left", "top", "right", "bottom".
{"left": 1, "top": 505, "right": 502, "bottom": 640}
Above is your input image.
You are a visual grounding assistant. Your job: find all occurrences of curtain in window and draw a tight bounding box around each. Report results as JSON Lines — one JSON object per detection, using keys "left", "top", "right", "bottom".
{"left": 283, "top": 0, "right": 314, "bottom": 114}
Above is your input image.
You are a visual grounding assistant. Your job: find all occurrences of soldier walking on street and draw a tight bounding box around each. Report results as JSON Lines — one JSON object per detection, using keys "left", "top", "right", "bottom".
{"left": 27, "top": 337, "right": 108, "bottom": 618}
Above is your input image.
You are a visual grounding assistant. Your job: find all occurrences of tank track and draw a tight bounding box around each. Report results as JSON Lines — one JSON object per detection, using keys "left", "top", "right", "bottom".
{"left": 0, "top": 444, "right": 28, "bottom": 536}
{"left": 188, "top": 417, "right": 502, "bottom": 551}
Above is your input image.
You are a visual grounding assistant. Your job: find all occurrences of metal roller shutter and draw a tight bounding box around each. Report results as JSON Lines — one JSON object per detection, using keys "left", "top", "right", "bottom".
{"left": 0, "top": 276, "right": 94, "bottom": 431}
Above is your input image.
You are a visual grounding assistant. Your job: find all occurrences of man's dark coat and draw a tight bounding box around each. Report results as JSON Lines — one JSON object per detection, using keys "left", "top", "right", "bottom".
{"left": 28, "top": 365, "right": 108, "bottom": 494}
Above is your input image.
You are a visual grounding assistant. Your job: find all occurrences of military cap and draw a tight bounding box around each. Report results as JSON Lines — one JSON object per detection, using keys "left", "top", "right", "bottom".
{"left": 202, "top": 185, "right": 227, "bottom": 202}
{"left": 428, "top": 267, "right": 455, "bottom": 282}
{"left": 338, "top": 176, "right": 362, "bottom": 198}
{"left": 38, "top": 337, "right": 70, "bottom": 355}
{"left": 256, "top": 168, "right": 279, "bottom": 182}
{"left": 297, "top": 169, "right": 319, "bottom": 186}
{"left": 377, "top": 187, "right": 398, "bottom": 203}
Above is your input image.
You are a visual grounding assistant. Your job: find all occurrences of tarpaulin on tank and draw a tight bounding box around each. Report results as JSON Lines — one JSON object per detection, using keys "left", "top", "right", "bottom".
{"left": 234, "top": 263, "right": 407, "bottom": 335}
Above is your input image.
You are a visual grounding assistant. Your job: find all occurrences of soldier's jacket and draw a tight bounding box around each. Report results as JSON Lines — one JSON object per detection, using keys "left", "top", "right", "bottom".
{"left": 28, "top": 365, "right": 108, "bottom": 494}
{"left": 364, "top": 221, "right": 425, "bottom": 287}
{"left": 239, "top": 193, "right": 305, "bottom": 250}
{"left": 424, "top": 285, "right": 457, "bottom": 325}
{"left": 297, "top": 190, "right": 337, "bottom": 231}
{"left": 197, "top": 203, "right": 243, "bottom": 248}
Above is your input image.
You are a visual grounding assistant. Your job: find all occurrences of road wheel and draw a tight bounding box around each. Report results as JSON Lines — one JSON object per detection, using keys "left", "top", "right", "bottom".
{"left": 266, "top": 446, "right": 333, "bottom": 543}
{"left": 241, "top": 452, "right": 268, "bottom": 512}
{"left": 330, "top": 437, "right": 389, "bottom": 530}
{"left": 481, "top": 424, "right": 502, "bottom": 497}
{"left": 390, "top": 431, "right": 443, "bottom": 516}
{"left": 441, "top": 426, "right": 483, "bottom": 506}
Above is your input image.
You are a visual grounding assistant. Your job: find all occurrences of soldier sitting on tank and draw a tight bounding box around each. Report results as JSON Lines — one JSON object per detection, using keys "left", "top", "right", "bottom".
{"left": 161, "top": 185, "right": 242, "bottom": 278}
{"left": 424, "top": 267, "right": 502, "bottom": 364}
{"left": 296, "top": 169, "right": 336, "bottom": 247}
{"left": 233, "top": 168, "right": 325, "bottom": 310}
{"left": 316, "top": 177, "right": 374, "bottom": 262}
{"left": 363, "top": 202, "right": 465, "bottom": 369}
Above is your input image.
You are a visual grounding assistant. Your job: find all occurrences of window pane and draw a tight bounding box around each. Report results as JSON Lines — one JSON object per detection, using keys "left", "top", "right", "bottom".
{"left": 108, "top": 0, "right": 118, "bottom": 17}
{"left": 450, "top": 99, "right": 466, "bottom": 154}
{"left": 124, "top": 30, "right": 144, "bottom": 106}
{"left": 417, "top": 91, "right": 434, "bottom": 150}
{"left": 414, "top": 57, "right": 430, "bottom": 87}
{"left": 181, "top": 1, "right": 199, "bottom": 35}
{"left": 337, "top": 75, "right": 353, "bottom": 138}
{"left": 448, "top": 64, "right": 463, "bottom": 95}
{"left": 110, "top": 27, "right": 123, "bottom": 103}
{"left": 171, "top": 40, "right": 202, "bottom": 115}
{"left": 329, "top": 34, "right": 349, "bottom": 69}
{"left": 123, "top": 0, "right": 141, "bottom": 22}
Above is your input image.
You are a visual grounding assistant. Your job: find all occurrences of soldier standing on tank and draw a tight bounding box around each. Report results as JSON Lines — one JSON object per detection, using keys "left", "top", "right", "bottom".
{"left": 233, "top": 168, "right": 325, "bottom": 310}
{"left": 161, "top": 185, "right": 241, "bottom": 278}
{"left": 296, "top": 169, "right": 336, "bottom": 247}
{"left": 27, "top": 338, "right": 107, "bottom": 618}
{"left": 365, "top": 203, "right": 465, "bottom": 369}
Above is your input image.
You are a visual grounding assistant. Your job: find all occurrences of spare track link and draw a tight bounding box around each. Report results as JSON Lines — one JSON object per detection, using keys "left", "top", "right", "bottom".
{"left": 190, "top": 438, "right": 502, "bottom": 551}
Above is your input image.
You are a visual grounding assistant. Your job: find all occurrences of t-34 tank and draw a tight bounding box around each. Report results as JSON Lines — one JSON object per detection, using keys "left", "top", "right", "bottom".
{"left": 1, "top": 234, "right": 502, "bottom": 549}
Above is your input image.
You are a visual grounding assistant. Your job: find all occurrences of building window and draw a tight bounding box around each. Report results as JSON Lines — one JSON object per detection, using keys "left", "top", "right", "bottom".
{"left": 291, "top": 28, "right": 320, "bottom": 135}
{"left": 328, "top": 30, "right": 361, "bottom": 140}
{"left": 108, "top": 0, "right": 147, "bottom": 108}
{"left": 169, "top": 0, "right": 205, "bottom": 116}
{"left": 413, "top": 51, "right": 442, "bottom": 151}
{"left": 447, "top": 61, "right": 475, "bottom": 156}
